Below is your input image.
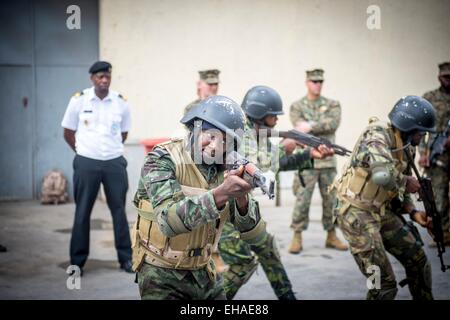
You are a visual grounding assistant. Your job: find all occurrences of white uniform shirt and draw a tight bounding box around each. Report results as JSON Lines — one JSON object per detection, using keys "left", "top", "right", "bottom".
{"left": 61, "top": 87, "right": 131, "bottom": 161}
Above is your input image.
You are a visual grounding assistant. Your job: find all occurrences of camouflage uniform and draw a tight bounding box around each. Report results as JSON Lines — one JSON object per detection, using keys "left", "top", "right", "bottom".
{"left": 290, "top": 95, "right": 341, "bottom": 232}
{"left": 219, "top": 120, "right": 313, "bottom": 299}
{"left": 133, "top": 139, "right": 261, "bottom": 300}
{"left": 420, "top": 83, "right": 450, "bottom": 232}
{"left": 184, "top": 98, "right": 202, "bottom": 116}
{"left": 332, "top": 118, "right": 433, "bottom": 300}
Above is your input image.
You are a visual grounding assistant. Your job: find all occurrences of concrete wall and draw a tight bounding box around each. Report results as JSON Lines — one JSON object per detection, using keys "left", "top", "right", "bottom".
{"left": 100, "top": 0, "right": 450, "bottom": 175}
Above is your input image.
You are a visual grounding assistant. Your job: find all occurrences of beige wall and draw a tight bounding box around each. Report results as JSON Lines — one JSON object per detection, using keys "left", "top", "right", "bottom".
{"left": 100, "top": 0, "right": 450, "bottom": 170}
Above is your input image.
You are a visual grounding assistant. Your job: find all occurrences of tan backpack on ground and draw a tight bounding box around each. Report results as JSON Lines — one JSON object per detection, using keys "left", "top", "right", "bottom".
{"left": 40, "top": 170, "right": 69, "bottom": 204}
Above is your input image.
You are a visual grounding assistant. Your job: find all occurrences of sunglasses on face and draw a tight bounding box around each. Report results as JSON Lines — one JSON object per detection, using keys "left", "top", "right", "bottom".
{"left": 311, "top": 80, "right": 323, "bottom": 84}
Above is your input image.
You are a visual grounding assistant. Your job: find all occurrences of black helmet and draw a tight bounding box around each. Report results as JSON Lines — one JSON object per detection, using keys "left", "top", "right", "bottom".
{"left": 180, "top": 95, "right": 246, "bottom": 143}
{"left": 241, "top": 86, "right": 284, "bottom": 120}
{"left": 388, "top": 96, "right": 436, "bottom": 133}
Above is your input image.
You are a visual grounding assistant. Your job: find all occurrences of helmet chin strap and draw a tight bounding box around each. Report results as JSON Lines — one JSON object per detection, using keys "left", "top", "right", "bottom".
{"left": 391, "top": 134, "right": 412, "bottom": 152}
{"left": 391, "top": 142, "right": 411, "bottom": 152}
{"left": 188, "top": 119, "right": 203, "bottom": 163}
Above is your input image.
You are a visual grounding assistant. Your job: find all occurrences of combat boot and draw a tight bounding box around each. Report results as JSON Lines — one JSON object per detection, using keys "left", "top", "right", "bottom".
{"left": 325, "top": 230, "right": 348, "bottom": 251}
{"left": 288, "top": 232, "right": 303, "bottom": 254}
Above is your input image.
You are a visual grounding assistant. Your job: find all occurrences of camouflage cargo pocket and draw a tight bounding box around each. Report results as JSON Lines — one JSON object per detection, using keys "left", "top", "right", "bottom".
{"left": 338, "top": 209, "right": 374, "bottom": 255}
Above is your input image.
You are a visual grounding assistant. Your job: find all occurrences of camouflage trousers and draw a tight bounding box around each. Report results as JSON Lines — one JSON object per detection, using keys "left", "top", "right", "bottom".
{"left": 425, "top": 165, "right": 450, "bottom": 231}
{"left": 291, "top": 168, "right": 337, "bottom": 232}
{"left": 137, "top": 262, "right": 226, "bottom": 300}
{"left": 218, "top": 221, "right": 293, "bottom": 299}
{"left": 336, "top": 201, "right": 433, "bottom": 300}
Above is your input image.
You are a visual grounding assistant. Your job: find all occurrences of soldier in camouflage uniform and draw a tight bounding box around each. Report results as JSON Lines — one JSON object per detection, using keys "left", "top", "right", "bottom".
{"left": 418, "top": 62, "right": 450, "bottom": 246}
{"left": 219, "top": 86, "right": 334, "bottom": 300}
{"left": 184, "top": 69, "right": 220, "bottom": 115}
{"left": 288, "top": 68, "right": 348, "bottom": 253}
{"left": 132, "top": 96, "right": 264, "bottom": 299}
{"left": 332, "top": 96, "right": 436, "bottom": 300}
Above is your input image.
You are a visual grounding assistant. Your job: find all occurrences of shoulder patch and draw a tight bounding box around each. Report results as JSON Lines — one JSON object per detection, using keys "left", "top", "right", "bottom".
{"left": 118, "top": 93, "right": 127, "bottom": 101}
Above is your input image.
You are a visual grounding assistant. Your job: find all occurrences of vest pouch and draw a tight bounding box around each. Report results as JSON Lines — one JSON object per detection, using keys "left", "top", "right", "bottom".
{"left": 137, "top": 218, "right": 151, "bottom": 243}
{"left": 373, "top": 188, "right": 390, "bottom": 209}
{"left": 132, "top": 246, "right": 145, "bottom": 272}
{"left": 168, "top": 231, "right": 195, "bottom": 252}
{"left": 131, "top": 221, "right": 146, "bottom": 272}
{"left": 131, "top": 221, "right": 139, "bottom": 249}
{"left": 167, "top": 223, "right": 214, "bottom": 265}
{"left": 348, "top": 167, "right": 369, "bottom": 196}
{"left": 335, "top": 173, "right": 347, "bottom": 195}
{"left": 360, "top": 180, "right": 380, "bottom": 200}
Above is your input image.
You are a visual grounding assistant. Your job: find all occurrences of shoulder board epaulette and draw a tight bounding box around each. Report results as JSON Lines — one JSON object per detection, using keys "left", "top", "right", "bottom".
{"left": 73, "top": 91, "right": 84, "bottom": 98}
{"left": 118, "top": 94, "right": 127, "bottom": 101}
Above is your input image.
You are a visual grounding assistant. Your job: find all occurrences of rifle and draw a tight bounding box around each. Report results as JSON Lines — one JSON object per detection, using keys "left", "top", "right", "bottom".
{"left": 268, "top": 129, "right": 352, "bottom": 157}
{"left": 225, "top": 151, "right": 275, "bottom": 199}
{"left": 429, "top": 120, "right": 450, "bottom": 168}
{"left": 404, "top": 147, "right": 450, "bottom": 272}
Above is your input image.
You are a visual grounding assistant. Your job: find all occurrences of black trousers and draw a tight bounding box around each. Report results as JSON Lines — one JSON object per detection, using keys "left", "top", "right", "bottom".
{"left": 70, "top": 154, "right": 132, "bottom": 268}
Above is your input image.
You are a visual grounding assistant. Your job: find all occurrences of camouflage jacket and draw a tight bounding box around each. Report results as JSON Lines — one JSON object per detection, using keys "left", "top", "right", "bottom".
{"left": 419, "top": 87, "right": 450, "bottom": 164}
{"left": 133, "top": 145, "right": 260, "bottom": 235}
{"left": 289, "top": 95, "right": 341, "bottom": 169}
{"left": 240, "top": 120, "right": 313, "bottom": 173}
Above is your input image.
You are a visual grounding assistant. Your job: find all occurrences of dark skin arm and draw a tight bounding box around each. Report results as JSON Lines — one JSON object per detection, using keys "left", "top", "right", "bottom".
{"left": 63, "top": 128, "right": 76, "bottom": 152}
{"left": 122, "top": 132, "right": 128, "bottom": 143}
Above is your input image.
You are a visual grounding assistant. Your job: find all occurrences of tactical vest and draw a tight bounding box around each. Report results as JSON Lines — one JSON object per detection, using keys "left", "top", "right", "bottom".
{"left": 332, "top": 118, "right": 408, "bottom": 216}
{"left": 131, "top": 139, "right": 230, "bottom": 271}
